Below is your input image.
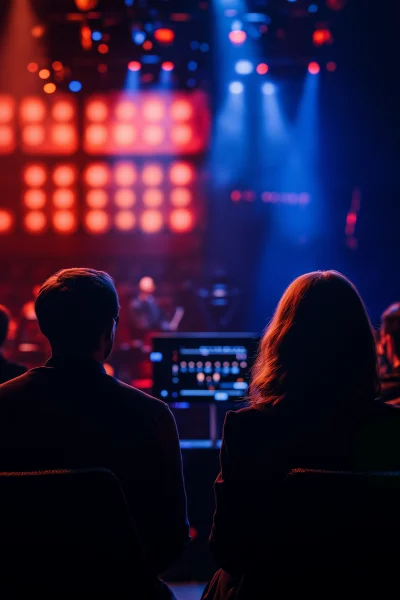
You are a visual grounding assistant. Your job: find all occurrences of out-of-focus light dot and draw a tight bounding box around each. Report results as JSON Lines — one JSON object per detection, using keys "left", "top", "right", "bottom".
{"left": 27, "top": 62, "right": 38, "bottom": 73}
{"left": 84, "top": 163, "right": 110, "bottom": 187}
{"left": 98, "top": 63, "right": 108, "bottom": 73}
{"left": 143, "top": 40, "right": 153, "bottom": 50}
{"left": 231, "top": 190, "right": 242, "bottom": 202}
{"left": 188, "top": 61, "right": 198, "bottom": 72}
{"left": 115, "top": 189, "right": 136, "bottom": 208}
{"left": 52, "top": 61, "right": 63, "bottom": 71}
{"left": 308, "top": 61, "right": 320, "bottom": 74}
{"left": 86, "top": 100, "right": 108, "bottom": 122}
{"left": 22, "top": 125, "right": 45, "bottom": 146}
{"left": 200, "top": 42, "right": 209, "bottom": 52}
{"left": 0, "top": 209, "right": 13, "bottom": 233}
{"left": 31, "top": 24, "right": 45, "bottom": 38}
{"left": 170, "top": 100, "right": 193, "bottom": 121}
{"left": 23, "top": 164, "right": 47, "bottom": 187}
{"left": 170, "top": 163, "right": 194, "bottom": 186}
{"left": 229, "top": 81, "right": 244, "bottom": 94}
{"left": 113, "top": 124, "right": 136, "bottom": 146}
{"left": 262, "top": 82, "right": 275, "bottom": 95}
{"left": 51, "top": 124, "right": 76, "bottom": 146}
{"left": 84, "top": 210, "right": 110, "bottom": 234}
{"left": 308, "top": 3, "right": 318, "bottom": 12}
{"left": 69, "top": 80, "right": 82, "bottom": 92}
{"left": 190, "top": 40, "right": 199, "bottom": 50}
{"left": 20, "top": 98, "right": 46, "bottom": 122}
{"left": 143, "top": 189, "right": 163, "bottom": 207}
{"left": 24, "top": 189, "right": 46, "bottom": 209}
{"left": 128, "top": 60, "right": 141, "bottom": 72}
{"left": 92, "top": 31, "right": 102, "bottom": 41}
{"left": 228, "top": 30, "right": 246, "bottom": 45}
{"left": 327, "top": 61, "right": 337, "bottom": 72}
{"left": 0, "top": 125, "right": 13, "bottom": 146}
{"left": 142, "top": 125, "right": 165, "bottom": 146}
{"left": 115, "top": 101, "right": 136, "bottom": 121}
{"left": 171, "top": 188, "right": 192, "bottom": 207}
{"left": 256, "top": 63, "right": 269, "bottom": 75}
{"left": 161, "top": 61, "right": 174, "bottom": 72}
{"left": 187, "top": 78, "right": 196, "bottom": 88}
{"left": 231, "top": 19, "right": 242, "bottom": 31}
{"left": 313, "top": 28, "right": 332, "bottom": 46}
{"left": 98, "top": 43, "right": 109, "bottom": 54}
{"left": 143, "top": 100, "right": 165, "bottom": 121}
{"left": 169, "top": 209, "right": 194, "bottom": 233}
{"left": 38, "top": 69, "right": 50, "bottom": 79}
{"left": 86, "top": 189, "right": 108, "bottom": 208}
{"left": 52, "top": 101, "right": 75, "bottom": 122}
{"left": 132, "top": 30, "right": 146, "bottom": 44}
{"left": 85, "top": 124, "right": 108, "bottom": 147}
{"left": 43, "top": 83, "right": 56, "bottom": 94}
{"left": 140, "top": 210, "right": 163, "bottom": 233}
{"left": 115, "top": 211, "right": 136, "bottom": 231}
{"left": 52, "top": 165, "right": 76, "bottom": 187}
{"left": 52, "top": 189, "right": 75, "bottom": 209}
{"left": 24, "top": 211, "right": 46, "bottom": 234}
{"left": 171, "top": 125, "right": 193, "bottom": 145}
{"left": 53, "top": 210, "right": 77, "bottom": 234}
{"left": 235, "top": 60, "right": 253, "bottom": 75}
{"left": 142, "top": 164, "right": 164, "bottom": 186}
{"left": 114, "top": 163, "right": 137, "bottom": 186}
{"left": 154, "top": 28, "right": 175, "bottom": 44}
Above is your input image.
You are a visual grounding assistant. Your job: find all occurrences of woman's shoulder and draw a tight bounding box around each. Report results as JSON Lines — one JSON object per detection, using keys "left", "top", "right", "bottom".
{"left": 224, "top": 405, "right": 274, "bottom": 440}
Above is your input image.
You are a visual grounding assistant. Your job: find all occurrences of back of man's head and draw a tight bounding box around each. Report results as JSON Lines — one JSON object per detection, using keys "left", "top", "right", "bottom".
{"left": 0, "top": 305, "right": 10, "bottom": 349}
{"left": 381, "top": 303, "right": 400, "bottom": 360}
{"left": 35, "top": 268, "right": 119, "bottom": 355}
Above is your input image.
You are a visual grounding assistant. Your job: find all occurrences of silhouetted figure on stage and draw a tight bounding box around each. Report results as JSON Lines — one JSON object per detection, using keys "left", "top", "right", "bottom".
{"left": 0, "top": 305, "right": 26, "bottom": 384}
{"left": 196, "top": 271, "right": 242, "bottom": 332}
{"left": 0, "top": 268, "right": 189, "bottom": 599}
{"left": 379, "top": 302, "right": 400, "bottom": 404}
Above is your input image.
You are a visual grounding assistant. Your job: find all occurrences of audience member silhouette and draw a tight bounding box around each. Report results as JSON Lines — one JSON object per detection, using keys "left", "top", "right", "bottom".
{"left": 379, "top": 302, "right": 400, "bottom": 404}
{"left": 0, "top": 268, "right": 189, "bottom": 599}
{"left": 202, "top": 271, "right": 400, "bottom": 600}
{"left": 0, "top": 305, "right": 26, "bottom": 384}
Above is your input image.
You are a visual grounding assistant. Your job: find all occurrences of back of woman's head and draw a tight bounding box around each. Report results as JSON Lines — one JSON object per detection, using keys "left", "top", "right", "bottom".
{"left": 250, "top": 271, "right": 379, "bottom": 409}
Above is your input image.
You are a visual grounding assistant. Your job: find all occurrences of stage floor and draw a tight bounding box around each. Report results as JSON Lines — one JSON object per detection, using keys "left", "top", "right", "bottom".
{"left": 170, "top": 583, "right": 206, "bottom": 600}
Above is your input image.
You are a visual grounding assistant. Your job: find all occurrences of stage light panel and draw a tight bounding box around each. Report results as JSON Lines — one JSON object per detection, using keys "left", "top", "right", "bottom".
{"left": 24, "top": 211, "right": 47, "bottom": 233}
{"left": 142, "top": 164, "right": 164, "bottom": 186}
{"left": 0, "top": 96, "right": 14, "bottom": 123}
{"left": 169, "top": 162, "right": 194, "bottom": 186}
{"left": 0, "top": 126, "right": 14, "bottom": 152}
{"left": 169, "top": 208, "right": 194, "bottom": 233}
{"left": 52, "top": 210, "right": 77, "bottom": 234}
{"left": 86, "top": 189, "right": 108, "bottom": 208}
{"left": 24, "top": 189, "right": 46, "bottom": 209}
{"left": 20, "top": 98, "right": 46, "bottom": 123}
{"left": 143, "top": 100, "right": 165, "bottom": 122}
{"left": 140, "top": 210, "right": 163, "bottom": 233}
{"left": 170, "top": 100, "right": 193, "bottom": 121}
{"left": 114, "top": 163, "right": 137, "bottom": 187}
{"left": 86, "top": 100, "right": 108, "bottom": 122}
{"left": 23, "top": 164, "right": 47, "bottom": 187}
{"left": 85, "top": 124, "right": 108, "bottom": 147}
{"left": 142, "top": 125, "right": 165, "bottom": 146}
{"left": 115, "top": 101, "right": 137, "bottom": 121}
{"left": 50, "top": 124, "right": 77, "bottom": 149}
{"left": 170, "top": 188, "right": 192, "bottom": 207}
{"left": 0, "top": 209, "right": 14, "bottom": 234}
{"left": 84, "top": 163, "right": 110, "bottom": 187}
{"left": 115, "top": 211, "right": 136, "bottom": 231}
{"left": 84, "top": 210, "right": 110, "bottom": 234}
{"left": 143, "top": 189, "right": 163, "bottom": 207}
{"left": 22, "top": 125, "right": 45, "bottom": 147}
{"left": 52, "top": 101, "right": 75, "bottom": 122}
{"left": 171, "top": 125, "right": 193, "bottom": 146}
{"left": 52, "top": 164, "right": 76, "bottom": 187}
{"left": 112, "top": 124, "right": 137, "bottom": 146}
{"left": 52, "top": 189, "right": 76, "bottom": 209}
{"left": 114, "top": 189, "right": 136, "bottom": 208}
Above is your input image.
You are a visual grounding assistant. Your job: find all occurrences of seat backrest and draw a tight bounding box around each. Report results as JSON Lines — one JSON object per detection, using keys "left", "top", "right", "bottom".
{"left": 0, "top": 468, "right": 149, "bottom": 597}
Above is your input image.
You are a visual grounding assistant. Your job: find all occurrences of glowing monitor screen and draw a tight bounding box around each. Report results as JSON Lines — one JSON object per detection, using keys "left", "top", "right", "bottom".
{"left": 151, "top": 333, "right": 259, "bottom": 403}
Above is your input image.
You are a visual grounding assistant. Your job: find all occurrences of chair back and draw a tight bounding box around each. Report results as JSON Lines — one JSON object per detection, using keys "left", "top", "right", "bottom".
{"left": 0, "top": 468, "right": 150, "bottom": 598}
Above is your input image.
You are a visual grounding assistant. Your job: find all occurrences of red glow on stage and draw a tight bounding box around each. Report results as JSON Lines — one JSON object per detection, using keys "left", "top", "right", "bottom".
{"left": 115, "top": 101, "right": 137, "bottom": 121}
{"left": 24, "top": 165, "right": 47, "bottom": 187}
{"left": 24, "top": 211, "right": 47, "bottom": 233}
{"left": 128, "top": 61, "right": 141, "bottom": 72}
{"left": 86, "top": 100, "right": 108, "bottom": 122}
{"left": 114, "top": 163, "right": 137, "bottom": 187}
{"left": 140, "top": 210, "right": 163, "bottom": 233}
{"left": 142, "top": 125, "right": 165, "bottom": 146}
{"left": 52, "top": 101, "right": 75, "bottom": 122}
{"left": 142, "top": 164, "right": 164, "bottom": 186}
{"left": 161, "top": 61, "right": 174, "bottom": 72}
{"left": 112, "top": 124, "right": 136, "bottom": 147}
{"left": 308, "top": 62, "right": 320, "bottom": 75}
{"left": 313, "top": 29, "right": 332, "bottom": 46}
{"left": 170, "top": 100, "right": 193, "bottom": 121}
{"left": 228, "top": 30, "right": 246, "bottom": 45}
{"left": 154, "top": 28, "right": 175, "bottom": 44}
{"left": 115, "top": 211, "right": 136, "bottom": 231}
{"left": 171, "top": 188, "right": 192, "bottom": 207}
{"left": 169, "top": 209, "right": 194, "bottom": 233}
{"left": 52, "top": 165, "right": 76, "bottom": 187}
{"left": 86, "top": 190, "right": 108, "bottom": 208}
{"left": 51, "top": 124, "right": 76, "bottom": 148}
{"left": 143, "top": 41, "right": 153, "bottom": 50}
{"left": 53, "top": 210, "right": 77, "bottom": 234}
{"left": 98, "top": 43, "right": 109, "bottom": 54}
{"left": 84, "top": 163, "right": 110, "bottom": 187}
{"left": 52, "top": 189, "right": 75, "bottom": 209}
{"left": 143, "top": 100, "right": 165, "bottom": 121}
{"left": 143, "top": 189, "right": 163, "bottom": 207}
{"left": 85, "top": 124, "right": 108, "bottom": 147}
{"left": 171, "top": 124, "right": 193, "bottom": 146}
{"left": 52, "top": 61, "right": 63, "bottom": 71}
{"left": 24, "top": 190, "right": 46, "bottom": 209}
{"left": 0, "top": 97, "right": 13, "bottom": 122}
{"left": 43, "top": 83, "right": 56, "bottom": 94}
{"left": 256, "top": 63, "right": 269, "bottom": 75}
{"left": 27, "top": 62, "right": 38, "bottom": 73}
{"left": 84, "top": 210, "right": 110, "bottom": 234}
{"left": 327, "top": 61, "right": 337, "bottom": 72}
{"left": 22, "top": 125, "right": 45, "bottom": 147}
{"left": 0, "top": 210, "right": 13, "bottom": 234}
{"left": 170, "top": 163, "right": 194, "bottom": 186}
{"left": 39, "top": 69, "right": 50, "bottom": 80}
{"left": 20, "top": 98, "right": 46, "bottom": 122}
{"left": 114, "top": 190, "right": 136, "bottom": 208}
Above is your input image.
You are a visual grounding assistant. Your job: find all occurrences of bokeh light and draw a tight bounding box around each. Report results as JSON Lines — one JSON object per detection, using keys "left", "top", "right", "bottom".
{"left": 161, "top": 61, "right": 174, "bottom": 72}
{"left": 24, "top": 211, "right": 47, "bottom": 233}
{"left": 69, "top": 81, "right": 82, "bottom": 93}
{"left": 98, "top": 63, "right": 108, "bottom": 73}
{"left": 51, "top": 124, "right": 76, "bottom": 146}
{"left": 313, "top": 28, "right": 332, "bottom": 46}
{"left": 256, "top": 63, "right": 269, "bottom": 75}
{"left": 308, "top": 61, "right": 320, "bottom": 75}
{"left": 327, "top": 61, "right": 337, "bottom": 72}
{"left": 52, "top": 61, "right": 63, "bottom": 71}
{"left": 0, "top": 210, "right": 14, "bottom": 234}
{"left": 142, "top": 164, "right": 164, "bottom": 186}
{"left": 115, "top": 101, "right": 137, "bottom": 121}
{"left": 143, "top": 189, "right": 163, "bottom": 207}
{"left": 98, "top": 43, "right": 109, "bottom": 54}
{"left": 154, "top": 28, "right": 175, "bottom": 44}
{"left": 143, "top": 100, "right": 165, "bottom": 122}
{"left": 0, "top": 97, "right": 14, "bottom": 123}
{"left": 52, "top": 189, "right": 75, "bottom": 209}
{"left": 229, "top": 81, "right": 244, "bottom": 94}
{"left": 170, "top": 100, "right": 193, "bottom": 121}
{"left": 52, "top": 101, "right": 75, "bottom": 121}
{"left": 23, "top": 164, "right": 47, "bottom": 187}
{"left": 86, "top": 100, "right": 108, "bottom": 122}
{"left": 171, "top": 125, "right": 193, "bottom": 145}
{"left": 38, "top": 69, "right": 50, "bottom": 80}
{"left": 170, "top": 162, "right": 194, "bottom": 186}
{"left": 115, "top": 211, "right": 136, "bottom": 231}
{"left": 85, "top": 124, "right": 108, "bottom": 147}
{"left": 140, "top": 210, "right": 163, "bottom": 233}
{"left": 0, "top": 126, "right": 13, "bottom": 147}
{"left": 169, "top": 209, "right": 194, "bottom": 233}
{"left": 84, "top": 210, "right": 110, "bottom": 234}
{"left": 24, "top": 189, "right": 46, "bottom": 209}
{"left": 235, "top": 60, "right": 253, "bottom": 75}
{"left": 43, "top": 83, "right": 56, "bottom": 94}
{"left": 228, "top": 30, "right": 247, "bottom": 45}
{"left": 31, "top": 24, "right": 45, "bottom": 38}
{"left": 20, "top": 98, "right": 46, "bottom": 122}
{"left": 27, "top": 62, "right": 38, "bottom": 73}
{"left": 142, "top": 125, "right": 165, "bottom": 146}
{"left": 114, "top": 163, "right": 137, "bottom": 187}
{"left": 53, "top": 210, "right": 77, "bottom": 234}
{"left": 262, "top": 82, "right": 275, "bottom": 95}
{"left": 128, "top": 61, "right": 141, "bottom": 72}
{"left": 143, "top": 40, "right": 153, "bottom": 50}
{"left": 84, "top": 163, "right": 110, "bottom": 187}
{"left": 52, "top": 165, "right": 76, "bottom": 187}
{"left": 170, "top": 188, "right": 192, "bottom": 207}
{"left": 113, "top": 124, "right": 136, "bottom": 146}
{"left": 22, "top": 125, "right": 45, "bottom": 146}
{"left": 86, "top": 189, "right": 108, "bottom": 208}
{"left": 114, "top": 190, "right": 136, "bottom": 208}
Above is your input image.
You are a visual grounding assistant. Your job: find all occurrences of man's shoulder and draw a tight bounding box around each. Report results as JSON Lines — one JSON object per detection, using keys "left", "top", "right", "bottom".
{"left": 109, "top": 377, "right": 169, "bottom": 415}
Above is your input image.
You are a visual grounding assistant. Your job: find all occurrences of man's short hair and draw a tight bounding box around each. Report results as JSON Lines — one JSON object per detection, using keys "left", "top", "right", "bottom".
{"left": 381, "top": 303, "right": 400, "bottom": 357}
{"left": 35, "top": 268, "right": 120, "bottom": 352}
{"left": 0, "top": 305, "right": 10, "bottom": 348}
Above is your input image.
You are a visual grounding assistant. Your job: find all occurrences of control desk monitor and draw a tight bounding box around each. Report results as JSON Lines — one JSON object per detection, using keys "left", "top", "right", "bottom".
{"left": 151, "top": 333, "right": 259, "bottom": 403}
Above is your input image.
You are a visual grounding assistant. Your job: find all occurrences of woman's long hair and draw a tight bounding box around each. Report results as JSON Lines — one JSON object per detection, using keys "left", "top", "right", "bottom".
{"left": 250, "top": 271, "right": 379, "bottom": 409}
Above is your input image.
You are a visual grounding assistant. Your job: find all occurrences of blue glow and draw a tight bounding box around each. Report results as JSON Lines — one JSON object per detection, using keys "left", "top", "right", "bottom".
{"left": 161, "top": 390, "right": 168, "bottom": 398}
{"left": 150, "top": 352, "right": 163, "bottom": 362}
{"left": 308, "top": 3, "right": 318, "bottom": 12}
{"left": 188, "top": 60, "right": 198, "bottom": 71}
{"left": 132, "top": 30, "right": 146, "bottom": 44}
{"left": 231, "top": 19, "right": 243, "bottom": 30}
{"left": 68, "top": 80, "right": 82, "bottom": 92}
{"left": 91, "top": 31, "right": 102, "bottom": 41}
{"left": 190, "top": 40, "right": 200, "bottom": 50}
{"left": 125, "top": 0, "right": 134, "bottom": 5}
{"left": 171, "top": 402, "right": 190, "bottom": 409}
{"left": 229, "top": 81, "right": 244, "bottom": 94}
{"left": 144, "top": 23, "right": 153, "bottom": 32}
{"left": 235, "top": 59, "right": 253, "bottom": 74}
{"left": 200, "top": 42, "right": 209, "bottom": 52}
{"left": 141, "top": 55, "right": 160, "bottom": 64}
{"left": 187, "top": 77, "right": 197, "bottom": 88}
{"left": 215, "top": 392, "right": 229, "bottom": 401}
{"left": 262, "top": 82, "right": 275, "bottom": 95}
{"left": 288, "top": 0, "right": 297, "bottom": 2}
